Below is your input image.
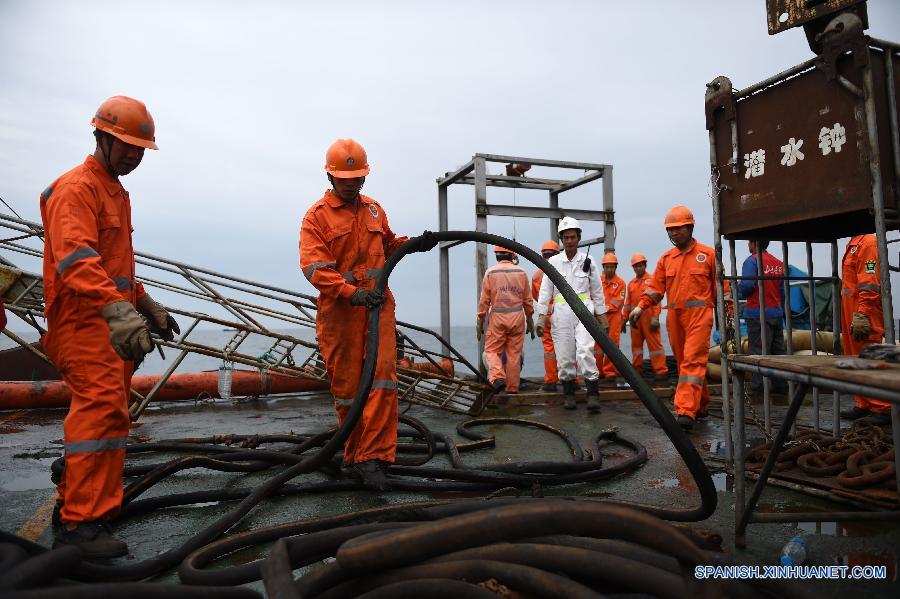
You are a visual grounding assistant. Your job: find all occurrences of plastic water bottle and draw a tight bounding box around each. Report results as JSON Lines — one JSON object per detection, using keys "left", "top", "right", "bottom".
{"left": 218, "top": 362, "right": 233, "bottom": 400}
{"left": 780, "top": 536, "right": 806, "bottom": 566}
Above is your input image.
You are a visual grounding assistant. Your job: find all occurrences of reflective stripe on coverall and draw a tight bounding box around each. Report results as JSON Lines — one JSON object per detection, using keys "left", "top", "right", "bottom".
{"left": 531, "top": 270, "right": 558, "bottom": 384}
{"left": 639, "top": 239, "right": 716, "bottom": 418}
{"left": 536, "top": 252, "right": 606, "bottom": 382}
{"left": 594, "top": 273, "right": 627, "bottom": 377}
{"left": 842, "top": 234, "right": 888, "bottom": 413}
{"left": 300, "top": 190, "right": 407, "bottom": 464}
{"left": 625, "top": 272, "right": 667, "bottom": 375}
{"left": 40, "top": 155, "right": 147, "bottom": 524}
{"left": 479, "top": 261, "right": 533, "bottom": 392}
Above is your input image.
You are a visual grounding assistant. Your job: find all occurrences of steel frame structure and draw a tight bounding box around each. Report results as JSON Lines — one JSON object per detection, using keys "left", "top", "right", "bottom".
{"left": 435, "top": 153, "right": 615, "bottom": 344}
{"left": 707, "top": 33, "right": 900, "bottom": 547}
{"left": 0, "top": 213, "right": 493, "bottom": 419}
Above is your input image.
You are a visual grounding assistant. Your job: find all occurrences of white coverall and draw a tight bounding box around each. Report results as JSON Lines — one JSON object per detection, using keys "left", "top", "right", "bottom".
{"left": 536, "top": 251, "right": 607, "bottom": 382}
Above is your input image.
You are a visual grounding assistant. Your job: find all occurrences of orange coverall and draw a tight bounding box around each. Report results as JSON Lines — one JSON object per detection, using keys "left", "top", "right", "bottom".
{"left": 842, "top": 234, "right": 888, "bottom": 413}
{"left": 40, "top": 155, "right": 146, "bottom": 525}
{"left": 639, "top": 239, "right": 716, "bottom": 418}
{"left": 595, "top": 273, "right": 627, "bottom": 377}
{"left": 300, "top": 190, "right": 407, "bottom": 465}
{"left": 625, "top": 272, "right": 667, "bottom": 376}
{"left": 479, "top": 260, "right": 533, "bottom": 393}
{"left": 531, "top": 270, "right": 558, "bottom": 384}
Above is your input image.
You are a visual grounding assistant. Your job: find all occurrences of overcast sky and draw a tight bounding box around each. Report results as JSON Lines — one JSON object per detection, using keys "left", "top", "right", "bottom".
{"left": 2, "top": 0, "right": 899, "bottom": 330}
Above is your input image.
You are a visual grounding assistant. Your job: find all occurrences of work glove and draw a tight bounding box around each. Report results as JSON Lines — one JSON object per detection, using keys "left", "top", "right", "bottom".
{"left": 650, "top": 315, "right": 660, "bottom": 330}
{"left": 535, "top": 314, "right": 547, "bottom": 338}
{"left": 350, "top": 288, "right": 385, "bottom": 308}
{"left": 621, "top": 320, "right": 628, "bottom": 334}
{"left": 413, "top": 230, "right": 439, "bottom": 253}
{"left": 526, "top": 314, "right": 535, "bottom": 340}
{"left": 851, "top": 312, "right": 872, "bottom": 341}
{"left": 595, "top": 313, "right": 610, "bottom": 335}
{"left": 476, "top": 317, "right": 484, "bottom": 341}
{"left": 628, "top": 306, "right": 643, "bottom": 328}
{"left": 136, "top": 294, "right": 180, "bottom": 341}
{"left": 102, "top": 301, "right": 153, "bottom": 362}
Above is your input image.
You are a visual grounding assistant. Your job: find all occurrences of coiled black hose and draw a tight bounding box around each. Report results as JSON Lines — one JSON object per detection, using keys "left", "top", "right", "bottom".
{"left": 393, "top": 232, "right": 716, "bottom": 521}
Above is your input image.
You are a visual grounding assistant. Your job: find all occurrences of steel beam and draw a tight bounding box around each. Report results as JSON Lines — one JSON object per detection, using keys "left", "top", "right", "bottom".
{"left": 476, "top": 204, "right": 613, "bottom": 222}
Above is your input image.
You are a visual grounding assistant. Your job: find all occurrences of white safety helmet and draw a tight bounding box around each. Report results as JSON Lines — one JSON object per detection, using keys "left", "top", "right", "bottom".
{"left": 557, "top": 216, "right": 582, "bottom": 236}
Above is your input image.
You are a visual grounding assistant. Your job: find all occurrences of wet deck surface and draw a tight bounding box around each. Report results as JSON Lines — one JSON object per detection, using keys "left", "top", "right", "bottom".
{"left": 1, "top": 388, "right": 898, "bottom": 595}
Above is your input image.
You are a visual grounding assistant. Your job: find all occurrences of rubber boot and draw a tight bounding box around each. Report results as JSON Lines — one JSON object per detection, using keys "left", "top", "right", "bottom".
{"left": 53, "top": 521, "right": 128, "bottom": 559}
{"left": 562, "top": 380, "right": 577, "bottom": 410}
{"left": 585, "top": 378, "right": 601, "bottom": 413}
{"left": 492, "top": 379, "right": 506, "bottom": 392}
{"left": 840, "top": 406, "right": 870, "bottom": 421}
{"left": 677, "top": 415, "right": 694, "bottom": 431}
{"left": 352, "top": 460, "right": 391, "bottom": 492}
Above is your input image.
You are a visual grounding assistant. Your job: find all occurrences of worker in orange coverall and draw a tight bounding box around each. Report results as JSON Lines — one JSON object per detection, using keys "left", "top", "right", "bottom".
{"left": 478, "top": 246, "right": 535, "bottom": 393}
{"left": 531, "top": 240, "right": 561, "bottom": 391}
{"left": 593, "top": 253, "right": 627, "bottom": 383}
{"left": 41, "top": 96, "right": 178, "bottom": 558}
{"left": 839, "top": 234, "right": 890, "bottom": 425}
{"left": 300, "top": 139, "right": 435, "bottom": 491}
{"left": 624, "top": 253, "right": 668, "bottom": 380}
{"left": 629, "top": 206, "right": 715, "bottom": 431}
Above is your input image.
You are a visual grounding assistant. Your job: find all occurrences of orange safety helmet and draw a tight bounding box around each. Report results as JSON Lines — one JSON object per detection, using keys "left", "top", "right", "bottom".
{"left": 601, "top": 252, "right": 618, "bottom": 265}
{"left": 325, "top": 138, "right": 370, "bottom": 178}
{"left": 630, "top": 252, "right": 648, "bottom": 266}
{"left": 91, "top": 96, "right": 158, "bottom": 150}
{"left": 493, "top": 245, "right": 516, "bottom": 256}
{"left": 540, "top": 240, "right": 560, "bottom": 253}
{"left": 664, "top": 205, "right": 695, "bottom": 228}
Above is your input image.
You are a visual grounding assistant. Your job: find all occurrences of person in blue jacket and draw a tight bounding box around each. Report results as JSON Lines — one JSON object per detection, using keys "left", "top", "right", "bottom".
{"left": 738, "top": 240, "right": 788, "bottom": 395}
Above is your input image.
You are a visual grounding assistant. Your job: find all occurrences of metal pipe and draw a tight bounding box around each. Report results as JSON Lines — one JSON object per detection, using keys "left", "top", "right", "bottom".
{"left": 730, "top": 362, "right": 900, "bottom": 404}
{"left": 729, "top": 239, "right": 742, "bottom": 359}
{"left": 806, "top": 242, "right": 819, "bottom": 432}
{"left": 474, "top": 157, "right": 488, "bottom": 376}
{"left": 836, "top": 75, "right": 864, "bottom": 98}
{"left": 862, "top": 60, "right": 897, "bottom": 345}
{"left": 736, "top": 384, "right": 809, "bottom": 538}
{"left": 474, "top": 153, "right": 609, "bottom": 171}
{"left": 709, "top": 133, "right": 732, "bottom": 464}
{"left": 831, "top": 241, "right": 842, "bottom": 439}
{"left": 732, "top": 372, "right": 746, "bottom": 548}
{"left": 754, "top": 239, "right": 770, "bottom": 434}
{"left": 439, "top": 185, "right": 451, "bottom": 342}
{"left": 750, "top": 511, "right": 900, "bottom": 523}
{"left": 549, "top": 191, "right": 560, "bottom": 241}
{"left": 709, "top": 168, "right": 731, "bottom": 463}
{"left": 602, "top": 166, "right": 615, "bottom": 255}
{"left": 869, "top": 36, "right": 900, "bottom": 54}
{"left": 733, "top": 58, "right": 817, "bottom": 99}
{"left": 782, "top": 242, "right": 795, "bottom": 434}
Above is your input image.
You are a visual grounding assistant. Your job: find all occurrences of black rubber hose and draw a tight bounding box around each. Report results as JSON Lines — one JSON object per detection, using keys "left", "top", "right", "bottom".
{"left": 0, "top": 542, "right": 29, "bottom": 577}
{"left": 353, "top": 578, "right": 498, "bottom": 599}
{"left": 315, "top": 559, "right": 605, "bottom": 599}
{"left": 0, "top": 545, "right": 80, "bottom": 591}
{"left": 1, "top": 583, "right": 261, "bottom": 598}
{"left": 393, "top": 231, "right": 715, "bottom": 520}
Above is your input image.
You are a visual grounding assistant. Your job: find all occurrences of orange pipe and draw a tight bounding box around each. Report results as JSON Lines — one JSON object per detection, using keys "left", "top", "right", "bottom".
{"left": 398, "top": 358, "right": 455, "bottom": 377}
{"left": 0, "top": 370, "right": 329, "bottom": 410}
